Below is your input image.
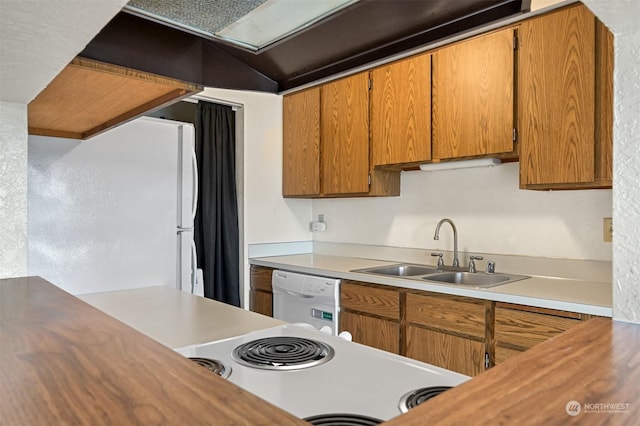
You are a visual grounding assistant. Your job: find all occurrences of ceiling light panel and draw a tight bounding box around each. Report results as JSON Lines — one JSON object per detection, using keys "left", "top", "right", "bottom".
{"left": 125, "top": 0, "right": 358, "bottom": 51}
{"left": 126, "top": 0, "right": 268, "bottom": 37}
{"left": 215, "top": 0, "right": 358, "bottom": 50}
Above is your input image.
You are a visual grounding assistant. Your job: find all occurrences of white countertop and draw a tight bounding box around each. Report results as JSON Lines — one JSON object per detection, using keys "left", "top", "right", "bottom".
{"left": 250, "top": 254, "right": 612, "bottom": 316}
{"left": 79, "top": 286, "right": 284, "bottom": 349}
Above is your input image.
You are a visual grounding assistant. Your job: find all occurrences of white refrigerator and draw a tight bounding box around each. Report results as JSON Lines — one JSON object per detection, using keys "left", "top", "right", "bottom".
{"left": 27, "top": 117, "right": 203, "bottom": 296}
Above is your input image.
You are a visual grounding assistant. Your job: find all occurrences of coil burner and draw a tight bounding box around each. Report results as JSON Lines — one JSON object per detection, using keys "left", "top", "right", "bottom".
{"left": 231, "top": 336, "right": 334, "bottom": 370}
{"left": 189, "top": 357, "right": 231, "bottom": 379}
{"left": 304, "top": 413, "right": 383, "bottom": 425}
{"left": 398, "top": 386, "right": 452, "bottom": 413}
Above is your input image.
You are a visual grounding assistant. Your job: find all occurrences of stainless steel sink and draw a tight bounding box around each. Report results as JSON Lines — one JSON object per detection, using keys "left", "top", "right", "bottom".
{"left": 351, "top": 264, "right": 440, "bottom": 277}
{"left": 351, "top": 263, "right": 529, "bottom": 289}
{"left": 423, "top": 271, "right": 528, "bottom": 288}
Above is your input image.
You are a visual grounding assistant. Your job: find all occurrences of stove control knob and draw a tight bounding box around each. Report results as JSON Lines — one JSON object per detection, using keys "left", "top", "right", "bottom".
{"left": 338, "top": 331, "right": 353, "bottom": 342}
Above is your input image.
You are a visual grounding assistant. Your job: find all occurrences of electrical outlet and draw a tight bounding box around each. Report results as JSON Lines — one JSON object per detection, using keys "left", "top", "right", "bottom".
{"left": 310, "top": 214, "right": 327, "bottom": 232}
{"left": 603, "top": 218, "right": 612, "bottom": 242}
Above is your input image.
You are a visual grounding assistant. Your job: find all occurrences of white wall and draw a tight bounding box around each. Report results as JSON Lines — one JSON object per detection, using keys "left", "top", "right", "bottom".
{"left": 584, "top": 0, "right": 640, "bottom": 323}
{"left": 199, "top": 88, "right": 313, "bottom": 305}
{"left": 313, "top": 163, "right": 612, "bottom": 261}
{"left": 0, "top": 102, "right": 28, "bottom": 278}
{"left": 0, "top": 0, "right": 128, "bottom": 281}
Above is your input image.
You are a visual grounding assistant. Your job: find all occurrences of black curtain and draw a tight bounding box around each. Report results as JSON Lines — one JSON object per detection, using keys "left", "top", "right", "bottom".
{"left": 195, "top": 102, "right": 240, "bottom": 306}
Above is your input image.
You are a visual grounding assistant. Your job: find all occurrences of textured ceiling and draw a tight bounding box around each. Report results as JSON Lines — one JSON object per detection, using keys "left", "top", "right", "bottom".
{"left": 126, "top": 0, "right": 267, "bottom": 34}
{"left": 0, "top": 0, "right": 128, "bottom": 103}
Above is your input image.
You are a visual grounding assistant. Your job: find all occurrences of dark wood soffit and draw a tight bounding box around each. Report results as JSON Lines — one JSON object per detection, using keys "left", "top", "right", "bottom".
{"left": 81, "top": 0, "right": 522, "bottom": 94}
{"left": 80, "top": 13, "right": 279, "bottom": 93}
{"left": 219, "top": 0, "right": 524, "bottom": 91}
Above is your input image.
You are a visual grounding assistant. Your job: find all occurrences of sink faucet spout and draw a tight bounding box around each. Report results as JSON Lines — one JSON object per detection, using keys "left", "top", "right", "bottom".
{"left": 434, "top": 218, "right": 459, "bottom": 267}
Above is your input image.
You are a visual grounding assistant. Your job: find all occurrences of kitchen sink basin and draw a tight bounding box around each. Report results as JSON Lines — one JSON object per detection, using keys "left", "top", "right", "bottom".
{"left": 423, "top": 272, "right": 528, "bottom": 288}
{"left": 352, "top": 263, "right": 529, "bottom": 289}
{"left": 351, "top": 264, "right": 440, "bottom": 277}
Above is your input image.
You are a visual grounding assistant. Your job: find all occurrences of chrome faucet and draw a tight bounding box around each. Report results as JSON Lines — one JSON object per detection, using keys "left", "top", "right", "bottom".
{"left": 433, "top": 218, "right": 460, "bottom": 268}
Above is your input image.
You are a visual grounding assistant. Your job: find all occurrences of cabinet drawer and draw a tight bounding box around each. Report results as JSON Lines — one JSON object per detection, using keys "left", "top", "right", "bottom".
{"left": 495, "top": 306, "right": 581, "bottom": 350}
{"left": 405, "top": 292, "right": 486, "bottom": 339}
{"left": 250, "top": 266, "right": 273, "bottom": 292}
{"left": 341, "top": 281, "right": 400, "bottom": 320}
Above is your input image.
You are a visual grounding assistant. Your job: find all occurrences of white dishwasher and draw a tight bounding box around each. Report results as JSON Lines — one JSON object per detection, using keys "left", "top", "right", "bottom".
{"left": 272, "top": 270, "right": 341, "bottom": 335}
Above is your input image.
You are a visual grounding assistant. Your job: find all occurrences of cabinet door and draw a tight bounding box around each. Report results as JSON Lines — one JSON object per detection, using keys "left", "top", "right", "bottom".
{"left": 406, "top": 325, "right": 484, "bottom": 376}
{"left": 519, "top": 5, "right": 595, "bottom": 186}
{"left": 283, "top": 87, "right": 321, "bottom": 196}
{"left": 249, "top": 266, "right": 273, "bottom": 316}
{"left": 494, "top": 305, "right": 581, "bottom": 351}
{"left": 494, "top": 303, "right": 583, "bottom": 365}
{"left": 370, "top": 54, "right": 431, "bottom": 166}
{"left": 340, "top": 310, "right": 399, "bottom": 354}
{"left": 321, "top": 73, "right": 370, "bottom": 195}
{"left": 432, "top": 28, "right": 515, "bottom": 159}
{"left": 250, "top": 290, "right": 273, "bottom": 317}
{"left": 250, "top": 265, "right": 273, "bottom": 292}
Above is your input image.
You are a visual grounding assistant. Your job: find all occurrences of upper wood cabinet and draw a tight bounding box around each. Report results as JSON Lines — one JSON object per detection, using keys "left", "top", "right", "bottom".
{"left": 432, "top": 27, "right": 516, "bottom": 160}
{"left": 370, "top": 53, "right": 432, "bottom": 166}
{"left": 282, "top": 72, "right": 400, "bottom": 198}
{"left": 283, "top": 87, "right": 321, "bottom": 196}
{"left": 321, "top": 73, "right": 371, "bottom": 195}
{"left": 518, "top": 4, "right": 612, "bottom": 189}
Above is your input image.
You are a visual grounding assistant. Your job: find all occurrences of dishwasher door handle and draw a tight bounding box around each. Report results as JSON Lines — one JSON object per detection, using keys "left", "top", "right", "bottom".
{"left": 280, "top": 289, "right": 314, "bottom": 299}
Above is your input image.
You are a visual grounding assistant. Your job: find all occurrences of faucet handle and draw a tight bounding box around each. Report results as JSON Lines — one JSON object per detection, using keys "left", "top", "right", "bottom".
{"left": 431, "top": 252, "right": 444, "bottom": 268}
{"left": 468, "top": 255, "right": 484, "bottom": 273}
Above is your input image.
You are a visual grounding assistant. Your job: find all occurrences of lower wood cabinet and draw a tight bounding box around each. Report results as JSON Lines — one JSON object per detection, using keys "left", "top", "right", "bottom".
{"left": 251, "top": 266, "right": 598, "bottom": 376}
{"left": 339, "top": 280, "right": 401, "bottom": 354}
{"left": 340, "top": 310, "right": 399, "bottom": 354}
{"left": 249, "top": 265, "right": 274, "bottom": 317}
{"left": 404, "top": 291, "right": 491, "bottom": 376}
{"left": 405, "top": 325, "right": 485, "bottom": 377}
{"left": 494, "top": 302, "right": 592, "bottom": 364}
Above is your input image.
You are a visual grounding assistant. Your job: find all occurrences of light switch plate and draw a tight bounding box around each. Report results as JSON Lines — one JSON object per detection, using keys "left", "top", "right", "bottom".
{"left": 603, "top": 218, "right": 613, "bottom": 242}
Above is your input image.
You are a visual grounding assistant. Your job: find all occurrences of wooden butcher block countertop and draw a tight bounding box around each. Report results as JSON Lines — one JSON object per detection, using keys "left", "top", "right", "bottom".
{"left": 383, "top": 316, "right": 640, "bottom": 425}
{"left": 0, "top": 276, "right": 305, "bottom": 425}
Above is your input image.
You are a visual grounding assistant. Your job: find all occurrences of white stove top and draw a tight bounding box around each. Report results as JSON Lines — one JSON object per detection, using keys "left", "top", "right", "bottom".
{"left": 175, "top": 324, "right": 469, "bottom": 422}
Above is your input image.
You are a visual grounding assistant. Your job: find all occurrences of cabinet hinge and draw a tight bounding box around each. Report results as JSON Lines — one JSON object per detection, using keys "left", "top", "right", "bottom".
{"left": 513, "top": 34, "right": 518, "bottom": 50}
{"left": 368, "top": 174, "right": 372, "bottom": 186}
{"left": 485, "top": 352, "right": 490, "bottom": 369}
{"left": 513, "top": 128, "right": 518, "bottom": 143}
